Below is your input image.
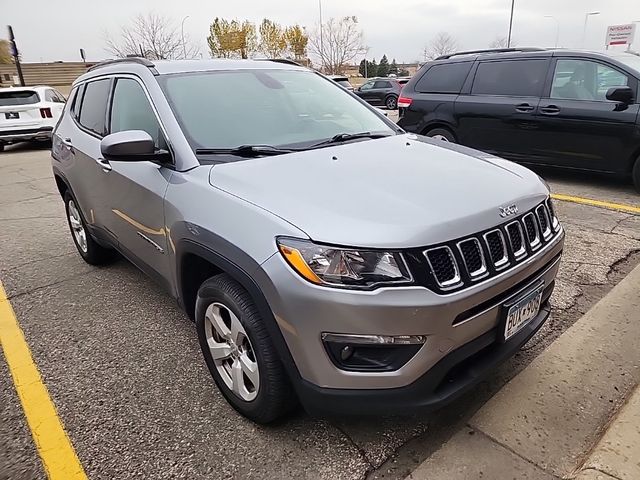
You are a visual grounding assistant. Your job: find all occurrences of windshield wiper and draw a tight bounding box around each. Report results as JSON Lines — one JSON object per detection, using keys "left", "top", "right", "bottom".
{"left": 195, "top": 145, "right": 296, "bottom": 157}
{"left": 306, "top": 132, "right": 394, "bottom": 149}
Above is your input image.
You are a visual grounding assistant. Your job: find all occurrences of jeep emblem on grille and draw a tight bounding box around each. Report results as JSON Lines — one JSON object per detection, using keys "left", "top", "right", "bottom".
{"left": 499, "top": 204, "right": 518, "bottom": 218}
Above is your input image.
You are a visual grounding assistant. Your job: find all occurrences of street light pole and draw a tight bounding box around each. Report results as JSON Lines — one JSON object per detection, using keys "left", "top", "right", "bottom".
{"left": 181, "top": 15, "right": 190, "bottom": 59}
{"left": 544, "top": 15, "right": 560, "bottom": 48}
{"left": 507, "top": 0, "right": 515, "bottom": 48}
{"left": 582, "top": 11, "right": 600, "bottom": 48}
{"left": 319, "top": 0, "right": 324, "bottom": 72}
{"left": 7, "top": 26, "right": 25, "bottom": 86}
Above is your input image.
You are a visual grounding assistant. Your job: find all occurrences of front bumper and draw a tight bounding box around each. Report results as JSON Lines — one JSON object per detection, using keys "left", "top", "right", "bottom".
{"left": 258, "top": 230, "right": 562, "bottom": 385}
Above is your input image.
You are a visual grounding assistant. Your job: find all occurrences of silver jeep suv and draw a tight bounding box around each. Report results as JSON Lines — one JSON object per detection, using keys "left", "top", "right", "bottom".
{"left": 52, "top": 58, "right": 564, "bottom": 423}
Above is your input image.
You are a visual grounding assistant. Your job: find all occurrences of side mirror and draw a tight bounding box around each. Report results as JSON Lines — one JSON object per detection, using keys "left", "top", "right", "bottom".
{"left": 100, "top": 130, "right": 155, "bottom": 160}
{"left": 606, "top": 86, "right": 634, "bottom": 104}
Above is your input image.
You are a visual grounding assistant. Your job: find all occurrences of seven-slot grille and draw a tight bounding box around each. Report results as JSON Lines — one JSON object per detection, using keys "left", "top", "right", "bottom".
{"left": 423, "top": 200, "right": 560, "bottom": 291}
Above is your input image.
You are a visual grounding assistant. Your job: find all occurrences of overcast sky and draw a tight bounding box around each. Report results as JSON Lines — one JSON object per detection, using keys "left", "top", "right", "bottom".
{"left": 4, "top": 0, "right": 639, "bottom": 63}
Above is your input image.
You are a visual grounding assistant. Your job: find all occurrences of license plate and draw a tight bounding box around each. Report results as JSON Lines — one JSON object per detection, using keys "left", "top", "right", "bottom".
{"left": 5, "top": 112, "right": 19, "bottom": 119}
{"left": 502, "top": 283, "right": 544, "bottom": 341}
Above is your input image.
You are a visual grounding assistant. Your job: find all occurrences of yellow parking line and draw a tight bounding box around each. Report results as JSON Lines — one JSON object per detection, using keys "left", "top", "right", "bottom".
{"left": 551, "top": 193, "right": 640, "bottom": 215}
{"left": 0, "top": 282, "right": 87, "bottom": 480}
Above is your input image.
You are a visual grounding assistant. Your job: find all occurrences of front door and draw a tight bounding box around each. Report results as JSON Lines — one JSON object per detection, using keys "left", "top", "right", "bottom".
{"left": 534, "top": 57, "right": 640, "bottom": 173}
{"left": 454, "top": 58, "right": 550, "bottom": 162}
{"left": 98, "top": 77, "right": 173, "bottom": 285}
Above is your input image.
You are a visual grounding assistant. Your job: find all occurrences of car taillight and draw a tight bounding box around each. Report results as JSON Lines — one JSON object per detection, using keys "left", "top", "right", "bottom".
{"left": 398, "top": 97, "right": 413, "bottom": 108}
{"left": 40, "top": 107, "right": 53, "bottom": 118}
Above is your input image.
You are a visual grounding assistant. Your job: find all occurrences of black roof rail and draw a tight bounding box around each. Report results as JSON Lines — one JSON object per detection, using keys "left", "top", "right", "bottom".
{"left": 87, "top": 57, "right": 156, "bottom": 72}
{"left": 257, "top": 58, "right": 303, "bottom": 67}
{"left": 435, "top": 47, "right": 547, "bottom": 61}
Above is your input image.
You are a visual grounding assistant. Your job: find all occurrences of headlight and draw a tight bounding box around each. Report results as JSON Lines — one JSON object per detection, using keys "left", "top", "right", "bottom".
{"left": 276, "top": 237, "right": 412, "bottom": 289}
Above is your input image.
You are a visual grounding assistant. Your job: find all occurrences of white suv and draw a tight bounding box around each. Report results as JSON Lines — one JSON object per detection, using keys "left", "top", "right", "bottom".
{"left": 0, "top": 86, "right": 66, "bottom": 151}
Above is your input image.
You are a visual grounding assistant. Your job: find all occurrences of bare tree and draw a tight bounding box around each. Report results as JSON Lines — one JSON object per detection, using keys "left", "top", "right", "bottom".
{"left": 489, "top": 36, "right": 517, "bottom": 48}
{"left": 424, "top": 32, "right": 459, "bottom": 60}
{"left": 105, "top": 12, "right": 199, "bottom": 60}
{"left": 308, "top": 16, "right": 367, "bottom": 74}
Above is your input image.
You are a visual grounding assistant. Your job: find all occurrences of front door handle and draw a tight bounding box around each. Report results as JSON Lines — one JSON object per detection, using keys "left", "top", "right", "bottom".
{"left": 515, "top": 103, "right": 535, "bottom": 113}
{"left": 97, "top": 158, "right": 112, "bottom": 172}
{"left": 540, "top": 105, "right": 561, "bottom": 115}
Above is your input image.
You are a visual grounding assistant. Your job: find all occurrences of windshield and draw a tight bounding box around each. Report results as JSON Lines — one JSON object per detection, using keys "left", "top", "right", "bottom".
{"left": 158, "top": 69, "right": 394, "bottom": 154}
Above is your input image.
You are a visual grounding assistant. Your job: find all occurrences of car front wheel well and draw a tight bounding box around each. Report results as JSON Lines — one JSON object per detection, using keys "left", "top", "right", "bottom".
{"left": 54, "top": 174, "right": 68, "bottom": 198}
{"left": 180, "top": 253, "right": 224, "bottom": 320}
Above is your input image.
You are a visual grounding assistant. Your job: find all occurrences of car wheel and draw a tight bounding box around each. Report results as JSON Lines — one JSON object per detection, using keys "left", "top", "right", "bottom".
{"left": 64, "top": 192, "right": 114, "bottom": 265}
{"left": 196, "top": 274, "right": 297, "bottom": 424}
{"left": 425, "top": 128, "right": 456, "bottom": 143}
{"left": 385, "top": 95, "right": 398, "bottom": 110}
{"left": 633, "top": 158, "right": 640, "bottom": 193}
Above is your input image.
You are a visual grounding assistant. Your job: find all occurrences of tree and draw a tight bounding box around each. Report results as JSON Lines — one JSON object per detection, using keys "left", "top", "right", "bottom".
{"left": 0, "top": 40, "right": 12, "bottom": 64}
{"left": 489, "top": 36, "right": 516, "bottom": 48}
{"left": 259, "top": 19, "right": 286, "bottom": 58}
{"left": 207, "top": 19, "right": 258, "bottom": 59}
{"left": 358, "top": 59, "right": 377, "bottom": 78}
{"left": 309, "top": 16, "right": 368, "bottom": 74}
{"left": 284, "top": 25, "right": 308, "bottom": 62}
{"left": 398, "top": 68, "right": 410, "bottom": 77}
{"left": 424, "top": 32, "right": 459, "bottom": 60}
{"left": 389, "top": 58, "right": 398, "bottom": 76}
{"left": 105, "top": 12, "right": 199, "bottom": 60}
{"left": 377, "top": 54, "right": 390, "bottom": 77}
{"left": 370, "top": 58, "right": 378, "bottom": 77}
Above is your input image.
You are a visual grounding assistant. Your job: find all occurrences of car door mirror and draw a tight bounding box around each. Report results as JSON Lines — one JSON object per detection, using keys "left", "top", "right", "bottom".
{"left": 100, "top": 130, "right": 156, "bottom": 160}
{"left": 606, "top": 86, "right": 634, "bottom": 104}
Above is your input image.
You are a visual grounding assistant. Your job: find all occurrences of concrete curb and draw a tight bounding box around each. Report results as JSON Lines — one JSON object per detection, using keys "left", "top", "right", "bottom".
{"left": 406, "top": 261, "right": 640, "bottom": 480}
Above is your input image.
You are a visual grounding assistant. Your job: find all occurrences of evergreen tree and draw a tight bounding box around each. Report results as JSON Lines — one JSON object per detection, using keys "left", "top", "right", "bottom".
{"left": 389, "top": 58, "right": 399, "bottom": 75}
{"left": 369, "top": 58, "right": 378, "bottom": 78}
{"left": 377, "top": 54, "right": 390, "bottom": 77}
{"left": 359, "top": 59, "right": 367, "bottom": 77}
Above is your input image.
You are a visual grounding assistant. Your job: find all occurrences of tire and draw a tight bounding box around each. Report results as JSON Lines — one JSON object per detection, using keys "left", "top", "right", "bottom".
{"left": 385, "top": 95, "right": 398, "bottom": 110}
{"left": 633, "top": 157, "right": 640, "bottom": 194}
{"left": 63, "top": 192, "right": 114, "bottom": 265}
{"left": 425, "top": 127, "right": 456, "bottom": 143}
{"left": 195, "top": 274, "right": 297, "bottom": 424}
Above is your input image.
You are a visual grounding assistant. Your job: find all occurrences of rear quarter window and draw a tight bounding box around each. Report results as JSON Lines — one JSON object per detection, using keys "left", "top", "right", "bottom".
{"left": 472, "top": 59, "right": 549, "bottom": 97}
{"left": 0, "top": 90, "right": 40, "bottom": 106}
{"left": 415, "top": 62, "right": 472, "bottom": 94}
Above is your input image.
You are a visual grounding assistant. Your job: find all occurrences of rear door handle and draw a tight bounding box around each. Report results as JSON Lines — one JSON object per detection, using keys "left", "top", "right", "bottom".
{"left": 97, "top": 157, "right": 112, "bottom": 172}
{"left": 540, "top": 105, "right": 561, "bottom": 115}
{"left": 515, "top": 103, "right": 535, "bottom": 113}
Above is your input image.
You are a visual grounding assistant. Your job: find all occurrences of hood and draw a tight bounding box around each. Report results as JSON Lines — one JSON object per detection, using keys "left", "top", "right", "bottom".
{"left": 208, "top": 134, "right": 548, "bottom": 248}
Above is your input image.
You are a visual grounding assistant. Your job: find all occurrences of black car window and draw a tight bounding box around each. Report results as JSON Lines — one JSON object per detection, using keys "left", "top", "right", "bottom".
{"left": 110, "top": 78, "right": 165, "bottom": 148}
{"left": 415, "top": 62, "right": 472, "bottom": 94}
{"left": 0, "top": 90, "right": 40, "bottom": 106}
{"left": 359, "top": 81, "right": 374, "bottom": 91}
{"left": 78, "top": 79, "right": 111, "bottom": 136}
{"left": 472, "top": 59, "right": 548, "bottom": 97}
{"left": 551, "top": 59, "right": 630, "bottom": 101}
{"left": 373, "top": 80, "right": 392, "bottom": 89}
{"left": 71, "top": 84, "right": 85, "bottom": 120}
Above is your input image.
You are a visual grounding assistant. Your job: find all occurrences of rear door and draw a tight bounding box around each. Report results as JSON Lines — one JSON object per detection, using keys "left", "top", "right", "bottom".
{"left": 454, "top": 58, "right": 550, "bottom": 161}
{"left": 534, "top": 57, "right": 640, "bottom": 173}
{"left": 0, "top": 89, "right": 43, "bottom": 131}
{"left": 372, "top": 80, "right": 393, "bottom": 104}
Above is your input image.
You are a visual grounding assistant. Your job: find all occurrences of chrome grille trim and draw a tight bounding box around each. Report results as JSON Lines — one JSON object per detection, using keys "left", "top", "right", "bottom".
{"left": 483, "top": 229, "right": 510, "bottom": 270}
{"left": 523, "top": 212, "right": 541, "bottom": 250}
{"left": 457, "top": 238, "right": 488, "bottom": 280}
{"left": 506, "top": 221, "right": 527, "bottom": 259}
{"left": 424, "top": 246, "right": 462, "bottom": 290}
{"left": 536, "top": 204, "right": 553, "bottom": 240}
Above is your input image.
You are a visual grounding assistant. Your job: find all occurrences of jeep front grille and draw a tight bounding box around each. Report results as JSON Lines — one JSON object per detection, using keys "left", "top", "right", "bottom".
{"left": 420, "top": 201, "right": 561, "bottom": 292}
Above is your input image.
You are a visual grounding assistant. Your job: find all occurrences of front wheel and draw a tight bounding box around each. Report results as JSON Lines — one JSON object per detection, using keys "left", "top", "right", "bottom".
{"left": 195, "top": 274, "right": 297, "bottom": 423}
{"left": 633, "top": 157, "right": 640, "bottom": 193}
{"left": 385, "top": 95, "right": 398, "bottom": 110}
{"left": 425, "top": 127, "right": 456, "bottom": 143}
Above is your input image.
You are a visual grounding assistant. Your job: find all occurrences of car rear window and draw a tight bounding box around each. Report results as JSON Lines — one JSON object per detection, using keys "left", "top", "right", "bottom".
{"left": 0, "top": 90, "right": 40, "bottom": 106}
{"left": 336, "top": 80, "right": 352, "bottom": 88}
{"left": 415, "top": 63, "right": 472, "bottom": 94}
{"left": 472, "top": 59, "right": 548, "bottom": 97}
{"left": 78, "top": 79, "right": 111, "bottom": 136}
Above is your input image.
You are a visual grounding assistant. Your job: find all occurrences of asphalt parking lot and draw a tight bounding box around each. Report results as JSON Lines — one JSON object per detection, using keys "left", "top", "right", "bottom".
{"left": 1, "top": 143, "right": 639, "bottom": 480}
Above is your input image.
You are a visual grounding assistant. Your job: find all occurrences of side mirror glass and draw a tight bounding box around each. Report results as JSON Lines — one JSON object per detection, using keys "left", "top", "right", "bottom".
{"left": 100, "top": 130, "right": 155, "bottom": 160}
{"left": 606, "top": 86, "right": 634, "bottom": 104}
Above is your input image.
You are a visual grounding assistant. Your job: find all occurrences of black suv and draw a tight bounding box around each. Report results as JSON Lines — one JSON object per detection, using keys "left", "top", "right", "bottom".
{"left": 398, "top": 48, "right": 640, "bottom": 192}
{"left": 354, "top": 77, "right": 402, "bottom": 109}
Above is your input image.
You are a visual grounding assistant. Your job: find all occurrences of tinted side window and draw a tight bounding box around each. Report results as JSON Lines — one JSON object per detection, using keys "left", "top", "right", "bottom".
{"left": 110, "top": 78, "right": 164, "bottom": 148}
{"left": 78, "top": 79, "right": 111, "bottom": 136}
{"left": 374, "top": 80, "right": 391, "bottom": 88}
{"left": 551, "top": 59, "right": 630, "bottom": 101}
{"left": 415, "top": 62, "right": 473, "bottom": 94}
{"left": 472, "top": 59, "right": 548, "bottom": 97}
{"left": 71, "top": 84, "right": 85, "bottom": 120}
{"left": 45, "top": 89, "right": 56, "bottom": 102}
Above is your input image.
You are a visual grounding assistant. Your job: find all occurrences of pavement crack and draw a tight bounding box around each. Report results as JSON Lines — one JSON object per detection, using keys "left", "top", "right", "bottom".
{"left": 1, "top": 252, "right": 77, "bottom": 271}
{"left": 331, "top": 423, "right": 375, "bottom": 478}
{"left": 5, "top": 270, "right": 99, "bottom": 300}
{"left": 579, "top": 467, "right": 624, "bottom": 480}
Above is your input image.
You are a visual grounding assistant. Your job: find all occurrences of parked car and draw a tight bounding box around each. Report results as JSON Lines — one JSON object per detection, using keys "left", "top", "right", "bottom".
{"left": 328, "top": 75, "right": 354, "bottom": 91}
{"left": 0, "top": 85, "right": 66, "bottom": 151}
{"left": 397, "top": 48, "right": 640, "bottom": 192}
{"left": 354, "top": 77, "right": 402, "bottom": 109}
{"left": 52, "top": 57, "right": 564, "bottom": 423}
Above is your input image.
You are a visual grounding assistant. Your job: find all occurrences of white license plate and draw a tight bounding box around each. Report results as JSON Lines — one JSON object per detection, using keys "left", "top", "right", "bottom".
{"left": 503, "top": 284, "right": 544, "bottom": 340}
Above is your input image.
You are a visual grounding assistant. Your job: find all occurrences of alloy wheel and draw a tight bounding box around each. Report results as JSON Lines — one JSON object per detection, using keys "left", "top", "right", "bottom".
{"left": 204, "top": 302, "right": 260, "bottom": 401}
{"left": 432, "top": 134, "right": 450, "bottom": 142}
{"left": 68, "top": 199, "right": 88, "bottom": 253}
